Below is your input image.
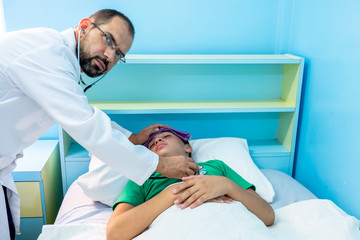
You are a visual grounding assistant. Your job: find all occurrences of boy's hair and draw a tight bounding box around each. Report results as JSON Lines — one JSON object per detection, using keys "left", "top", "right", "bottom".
{"left": 89, "top": 9, "right": 135, "bottom": 39}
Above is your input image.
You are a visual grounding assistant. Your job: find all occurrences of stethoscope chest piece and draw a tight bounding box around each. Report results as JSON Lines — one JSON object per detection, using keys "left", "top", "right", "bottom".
{"left": 196, "top": 166, "right": 207, "bottom": 175}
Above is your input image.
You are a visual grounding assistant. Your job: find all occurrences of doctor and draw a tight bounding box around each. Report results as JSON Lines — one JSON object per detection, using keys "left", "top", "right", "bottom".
{"left": 0, "top": 9, "right": 198, "bottom": 240}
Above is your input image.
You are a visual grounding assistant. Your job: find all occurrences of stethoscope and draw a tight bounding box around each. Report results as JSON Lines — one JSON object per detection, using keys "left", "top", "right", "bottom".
{"left": 77, "top": 28, "right": 107, "bottom": 93}
{"left": 149, "top": 166, "right": 207, "bottom": 179}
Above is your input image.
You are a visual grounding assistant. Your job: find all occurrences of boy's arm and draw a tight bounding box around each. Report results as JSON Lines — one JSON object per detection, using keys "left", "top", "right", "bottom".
{"left": 106, "top": 185, "right": 178, "bottom": 240}
{"left": 172, "top": 175, "right": 275, "bottom": 226}
{"left": 227, "top": 180, "right": 275, "bottom": 226}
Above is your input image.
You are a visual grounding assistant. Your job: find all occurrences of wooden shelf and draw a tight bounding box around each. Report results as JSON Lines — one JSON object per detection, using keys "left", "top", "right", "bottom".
{"left": 60, "top": 54, "right": 304, "bottom": 193}
{"left": 89, "top": 99, "right": 295, "bottom": 114}
{"left": 12, "top": 140, "right": 59, "bottom": 181}
{"left": 124, "top": 54, "right": 302, "bottom": 64}
{"left": 12, "top": 140, "right": 62, "bottom": 239}
{"left": 248, "top": 139, "right": 290, "bottom": 157}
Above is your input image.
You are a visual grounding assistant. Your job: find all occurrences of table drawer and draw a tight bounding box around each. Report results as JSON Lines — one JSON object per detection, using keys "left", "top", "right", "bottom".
{"left": 15, "top": 182, "right": 42, "bottom": 218}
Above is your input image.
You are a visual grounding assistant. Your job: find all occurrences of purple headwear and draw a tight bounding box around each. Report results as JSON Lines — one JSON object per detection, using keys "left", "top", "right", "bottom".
{"left": 143, "top": 127, "right": 191, "bottom": 148}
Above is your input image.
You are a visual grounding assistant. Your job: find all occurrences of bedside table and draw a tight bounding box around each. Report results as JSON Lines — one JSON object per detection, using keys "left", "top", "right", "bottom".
{"left": 12, "top": 140, "right": 63, "bottom": 240}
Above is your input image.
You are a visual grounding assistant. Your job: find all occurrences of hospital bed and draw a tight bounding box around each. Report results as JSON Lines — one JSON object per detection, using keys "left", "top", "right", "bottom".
{"left": 38, "top": 137, "right": 360, "bottom": 240}
{"left": 54, "top": 168, "right": 316, "bottom": 225}
{"left": 38, "top": 54, "right": 359, "bottom": 239}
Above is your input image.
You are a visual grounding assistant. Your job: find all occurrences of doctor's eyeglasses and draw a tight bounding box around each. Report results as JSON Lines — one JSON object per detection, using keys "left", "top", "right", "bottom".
{"left": 91, "top": 22, "right": 126, "bottom": 63}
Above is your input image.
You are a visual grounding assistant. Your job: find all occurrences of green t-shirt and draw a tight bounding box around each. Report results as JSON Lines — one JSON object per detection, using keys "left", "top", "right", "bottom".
{"left": 113, "top": 160, "right": 255, "bottom": 210}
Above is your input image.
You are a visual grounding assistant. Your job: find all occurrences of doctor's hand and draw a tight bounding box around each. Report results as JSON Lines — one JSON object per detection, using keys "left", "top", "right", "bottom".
{"left": 129, "top": 123, "right": 171, "bottom": 145}
{"left": 172, "top": 175, "right": 232, "bottom": 209}
{"left": 155, "top": 156, "right": 199, "bottom": 179}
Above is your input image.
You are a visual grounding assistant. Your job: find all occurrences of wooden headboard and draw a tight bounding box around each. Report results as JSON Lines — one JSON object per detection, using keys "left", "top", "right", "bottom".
{"left": 59, "top": 54, "right": 304, "bottom": 195}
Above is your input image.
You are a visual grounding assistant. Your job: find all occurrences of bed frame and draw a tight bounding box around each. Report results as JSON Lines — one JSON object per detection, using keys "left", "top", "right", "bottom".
{"left": 58, "top": 54, "right": 304, "bottom": 195}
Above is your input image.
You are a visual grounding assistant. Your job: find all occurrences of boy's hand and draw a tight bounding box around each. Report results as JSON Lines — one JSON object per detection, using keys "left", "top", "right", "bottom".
{"left": 172, "top": 175, "right": 232, "bottom": 209}
{"left": 129, "top": 123, "right": 170, "bottom": 145}
{"left": 207, "top": 196, "right": 233, "bottom": 204}
{"left": 156, "top": 156, "right": 199, "bottom": 179}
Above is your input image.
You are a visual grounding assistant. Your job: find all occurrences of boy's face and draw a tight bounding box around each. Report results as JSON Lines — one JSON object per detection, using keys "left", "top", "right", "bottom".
{"left": 147, "top": 132, "right": 192, "bottom": 157}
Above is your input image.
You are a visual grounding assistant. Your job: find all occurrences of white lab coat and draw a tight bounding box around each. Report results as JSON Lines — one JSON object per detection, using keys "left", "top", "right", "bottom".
{"left": 0, "top": 28, "right": 159, "bottom": 238}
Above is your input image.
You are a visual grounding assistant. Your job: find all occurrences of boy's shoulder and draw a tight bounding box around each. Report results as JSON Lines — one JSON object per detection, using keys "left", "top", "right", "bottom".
{"left": 198, "top": 159, "right": 224, "bottom": 166}
{"left": 197, "top": 159, "right": 228, "bottom": 171}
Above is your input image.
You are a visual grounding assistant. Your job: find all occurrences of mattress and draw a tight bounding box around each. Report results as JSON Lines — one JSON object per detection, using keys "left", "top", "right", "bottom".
{"left": 55, "top": 169, "right": 317, "bottom": 225}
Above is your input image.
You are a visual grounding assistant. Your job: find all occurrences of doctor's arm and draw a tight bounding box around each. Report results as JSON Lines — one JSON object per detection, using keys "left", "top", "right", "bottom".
{"left": 106, "top": 185, "right": 178, "bottom": 240}
{"left": 7, "top": 43, "right": 197, "bottom": 184}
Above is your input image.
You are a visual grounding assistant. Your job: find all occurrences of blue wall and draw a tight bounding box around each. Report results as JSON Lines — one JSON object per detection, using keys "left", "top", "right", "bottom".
{"left": 283, "top": 1, "right": 360, "bottom": 219}
{"left": 3, "top": 0, "right": 360, "bottom": 218}
{"left": 3, "top": 0, "right": 280, "bottom": 54}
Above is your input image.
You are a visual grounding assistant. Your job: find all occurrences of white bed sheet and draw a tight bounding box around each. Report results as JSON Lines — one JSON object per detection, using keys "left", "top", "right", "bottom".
{"left": 55, "top": 169, "right": 316, "bottom": 225}
{"left": 42, "top": 198, "right": 360, "bottom": 240}
{"left": 47, "top": 170, "right": 360, "bottom": 240}
{"left": 55, "top": 182, "right": 112, "bottom": 225}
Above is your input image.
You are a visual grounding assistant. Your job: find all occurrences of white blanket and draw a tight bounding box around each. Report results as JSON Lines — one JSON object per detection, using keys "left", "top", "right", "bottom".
{"left": 38, "top": 199, "right": 360, "bottom": 240}
{"left": 269, "top": 199, "right": 360, "bottom": 240}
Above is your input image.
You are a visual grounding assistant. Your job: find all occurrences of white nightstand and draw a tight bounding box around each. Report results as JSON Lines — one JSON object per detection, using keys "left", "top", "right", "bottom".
{"left": 12, "top": 140, "right": 63, "bottom": 240}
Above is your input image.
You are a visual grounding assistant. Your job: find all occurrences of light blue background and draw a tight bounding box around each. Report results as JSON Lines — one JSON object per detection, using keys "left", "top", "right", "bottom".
{"left": 3, "top": 0, "right": 360, "bottom": 219}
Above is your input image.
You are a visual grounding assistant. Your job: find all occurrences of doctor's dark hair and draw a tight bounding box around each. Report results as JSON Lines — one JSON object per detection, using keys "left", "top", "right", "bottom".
{"left": 89, "top": 9, "right": 135, "bottom": 39}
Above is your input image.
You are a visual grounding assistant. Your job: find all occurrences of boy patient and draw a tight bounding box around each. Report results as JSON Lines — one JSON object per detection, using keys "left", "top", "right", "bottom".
{"left": 107, "top": 127, "right": 274, "bottom": 240}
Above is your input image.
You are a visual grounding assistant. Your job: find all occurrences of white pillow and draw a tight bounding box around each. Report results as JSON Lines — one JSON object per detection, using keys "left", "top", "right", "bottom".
{"left": 77, "top": 155, "right": 129, "bottom": 207}
{"left": 190, "top": 137, "right": 275, "bottom": 203}
{"left": 77, "top": 137, "right": 275, "bottom": 206}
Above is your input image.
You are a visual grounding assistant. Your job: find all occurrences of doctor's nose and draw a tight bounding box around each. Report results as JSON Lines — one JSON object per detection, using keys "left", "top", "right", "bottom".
{"left": 104, "top": 48, "right": 116, "bottom": 62}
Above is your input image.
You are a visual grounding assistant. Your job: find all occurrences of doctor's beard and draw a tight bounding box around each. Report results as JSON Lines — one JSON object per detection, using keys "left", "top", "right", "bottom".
{"left": 78, "top": 43, "right": 109, "bottom": 78}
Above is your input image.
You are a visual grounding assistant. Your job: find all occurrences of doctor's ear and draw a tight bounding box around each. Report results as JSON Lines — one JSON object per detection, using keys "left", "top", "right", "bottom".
{"left": 78, "top": 18, "right": 91, "bottom": 33}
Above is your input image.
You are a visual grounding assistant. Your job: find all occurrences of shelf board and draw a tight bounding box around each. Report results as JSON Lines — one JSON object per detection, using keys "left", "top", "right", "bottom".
{"left": 66, "top": 143, "right": 90, "bottom": 161}
{"left": 124, "top": 54, "right": 302, "bottom": 64}
{"left": 89, "top": 99, "right": 295, "bottom": 114}
{"left": 247, "top": 139, "right": 290, "bottom": 157}
{"left": 12, "top": 140, "right": 59, "bottom": 181}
